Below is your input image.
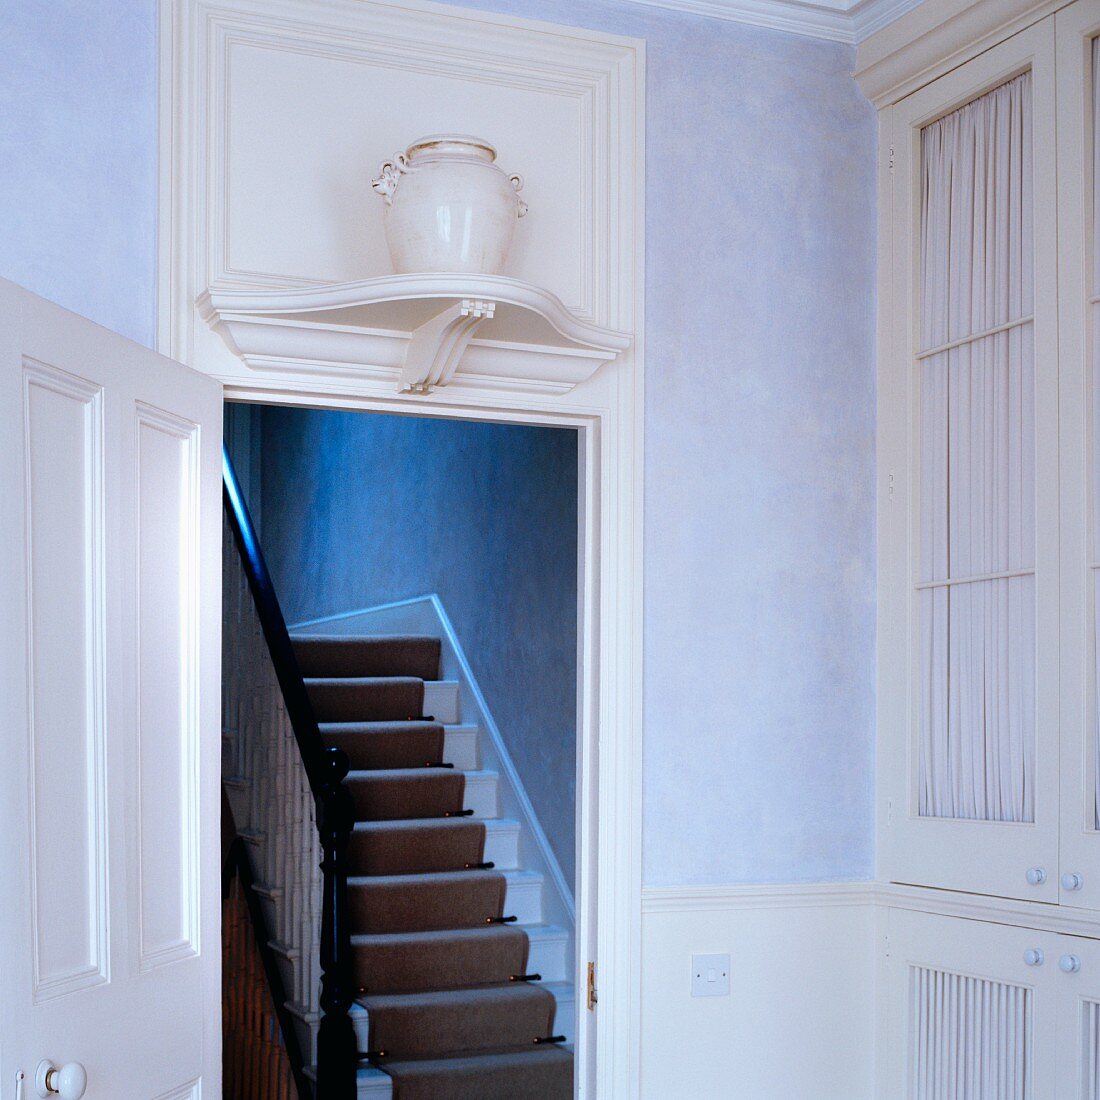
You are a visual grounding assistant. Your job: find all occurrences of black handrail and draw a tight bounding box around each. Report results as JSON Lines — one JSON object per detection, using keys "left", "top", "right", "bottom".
{"left": 223, "top": 444, "right": 358, "bottom": 1099}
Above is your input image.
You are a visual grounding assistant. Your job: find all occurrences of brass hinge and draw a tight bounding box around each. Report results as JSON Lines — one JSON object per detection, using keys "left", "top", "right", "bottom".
{"left": 587, "top": 961, "right": 598, "bottom": 1011}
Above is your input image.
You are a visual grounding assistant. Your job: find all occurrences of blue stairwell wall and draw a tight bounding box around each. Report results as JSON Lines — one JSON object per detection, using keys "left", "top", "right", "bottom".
{"left": 253, "top": 405, "right": 580, "bottom": 885}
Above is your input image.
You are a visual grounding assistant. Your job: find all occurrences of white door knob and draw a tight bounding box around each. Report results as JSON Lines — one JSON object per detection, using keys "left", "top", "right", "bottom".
{"left": 1062, "top": 872, "right": 1084, "bottom": 891}
{"left": 1023, "top": 948, "right": 1044, "bottom": 966}
{"left": 34, "top": 1061, "right": 87, "bottom": 1100}
{"left": 1060, "top": 954, "right": 1082, "bottom": 974}
{"left": 1025, "top": 867, "right": 1046, "bottom": 886}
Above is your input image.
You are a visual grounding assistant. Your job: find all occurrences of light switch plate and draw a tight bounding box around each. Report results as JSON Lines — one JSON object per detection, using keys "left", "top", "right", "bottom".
{"left": 691, "top": 952, "right": 731, "bottom": 997}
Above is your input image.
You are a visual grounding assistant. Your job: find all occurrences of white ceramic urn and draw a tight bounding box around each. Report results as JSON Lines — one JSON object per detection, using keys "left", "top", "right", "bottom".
{"left": 371, "top": 134, "right": 528, "bottom": 275}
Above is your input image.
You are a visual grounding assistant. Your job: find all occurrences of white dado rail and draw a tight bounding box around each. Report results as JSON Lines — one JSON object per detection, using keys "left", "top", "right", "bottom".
{"left": 199, "top": 274, "right": 632, "bottom": 396}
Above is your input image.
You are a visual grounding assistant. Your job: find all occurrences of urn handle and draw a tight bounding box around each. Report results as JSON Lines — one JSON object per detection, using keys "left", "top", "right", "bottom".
{"left": 371, "top": 152, "right": 409, "bottom": 206}
{"left": 510, "top": 174, "right": 529, "bottom": 219}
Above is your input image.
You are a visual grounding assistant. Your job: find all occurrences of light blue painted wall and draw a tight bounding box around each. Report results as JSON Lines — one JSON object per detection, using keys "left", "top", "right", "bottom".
{"left": 253, "top": 407, "right": 580, "bottom": 884}
{"left": 0, "top": 0, "right": 877, "bottom": 887}
{"left": 0, "top": 0, "right": 158, "bottom": 345}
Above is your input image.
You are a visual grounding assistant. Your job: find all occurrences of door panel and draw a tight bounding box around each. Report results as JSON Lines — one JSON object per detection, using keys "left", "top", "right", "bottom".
{"left": 133, "top": 404, "right": 202, "bottom": 972}
{"left": 1053, "top": 934, "right": 1100, "bottom": 1098}
{"left": 21, "top": 361, "right": 109, "bottom": 1002}
{"left": 0, "top": 280, "right": 222, "bottom": 1098}
{"left": 884, "top": 908, "right": 1060, "bottom": 1099}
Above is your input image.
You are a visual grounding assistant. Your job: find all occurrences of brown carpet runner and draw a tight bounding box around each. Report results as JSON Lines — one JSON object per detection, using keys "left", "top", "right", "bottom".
{"left": 292, "top": 633, "right": 572, "bottom": 1100}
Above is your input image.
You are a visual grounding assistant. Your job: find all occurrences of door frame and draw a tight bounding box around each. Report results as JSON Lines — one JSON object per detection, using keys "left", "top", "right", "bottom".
{"left": 216, "top": 376, "right": 644, "bottom": 1097}
{"left": 157, "top": 0, "right": 644, "bottom": 1088}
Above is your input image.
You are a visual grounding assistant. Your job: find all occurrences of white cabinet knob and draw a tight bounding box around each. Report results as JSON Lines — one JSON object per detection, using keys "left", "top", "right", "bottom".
{"left": 34, "top": 1061, "right": 86, "bottom": 1100}
{"left": 1026, "top": 867, "right": 1046, "bottom": 886}
{"left": 1060, "top": 954, "right": 1082, "bottom": 974}
{"left": 1023, "top": 948, "right": 1044, "bottom": 966}
{"left": 1062, "top": 872, "right": 1084, "bottom": 891}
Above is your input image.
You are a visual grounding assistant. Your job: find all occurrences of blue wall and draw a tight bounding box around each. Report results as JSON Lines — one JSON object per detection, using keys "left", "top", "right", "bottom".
{"left": 0, "top": 0, "right": 158, "bottom": 345}
{"left": 0, "top": 0, "right": 877, "bottom": 887}
{"left": 254, "top": 407, "right": 579, "bottom": 884}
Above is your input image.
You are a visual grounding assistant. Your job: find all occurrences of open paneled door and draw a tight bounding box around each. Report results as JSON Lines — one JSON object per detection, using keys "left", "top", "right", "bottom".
{"left": 0, "top": 280, "right": 222, "bottom": 1099}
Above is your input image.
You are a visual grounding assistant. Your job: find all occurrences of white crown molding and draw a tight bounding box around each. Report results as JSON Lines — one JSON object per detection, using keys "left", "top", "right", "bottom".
{"left": 854, "top": 0, "right": 1063, "bottom": 106}
{"left": 615, "top": 0, "right": 928, "bottom": 45}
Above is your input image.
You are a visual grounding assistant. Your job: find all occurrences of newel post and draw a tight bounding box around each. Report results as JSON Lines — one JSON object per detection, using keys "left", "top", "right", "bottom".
{"left": 315, "top": 746, "right": 359, "bottom": 1098}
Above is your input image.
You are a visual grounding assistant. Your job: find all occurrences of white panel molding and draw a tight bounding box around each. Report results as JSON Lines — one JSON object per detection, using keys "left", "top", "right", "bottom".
{"left": 854, "top": 0, "right": 1067, "bottom": 106}
{"left": 152, "top": 1080, "right": 201, "bottom": 1100}
{"left": 135, "top": 402, "right": 202, "bottom": 973}
{"left": 159, "top": 0, "right": 640, "bottom": 374}
{"left": 22, "top": 358, "right": 110, "bottom": 1004}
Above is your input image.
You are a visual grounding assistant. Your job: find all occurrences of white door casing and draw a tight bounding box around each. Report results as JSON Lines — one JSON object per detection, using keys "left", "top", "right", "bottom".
{"left": 160, "top": 2, "right": 645, "bottom": 1095}
{"left": 0, "top": 279, "right": 223, "bottom": 1099}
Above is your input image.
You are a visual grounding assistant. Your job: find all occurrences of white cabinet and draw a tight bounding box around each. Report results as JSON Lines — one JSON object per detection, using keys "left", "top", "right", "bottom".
{"left": 884, "top": 909, "right": 1100, "bottom": 1099}
{"left": 877, "top": 0, "right": 1100, "bottom": 909}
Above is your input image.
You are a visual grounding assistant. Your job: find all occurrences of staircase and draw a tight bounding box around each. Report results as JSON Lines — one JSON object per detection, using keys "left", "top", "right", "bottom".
{"left": 221, "top": 471, "right": 576, "bottom": 1097}
{"left": 290, "top": 632, "right": 573, "bottom": 1098}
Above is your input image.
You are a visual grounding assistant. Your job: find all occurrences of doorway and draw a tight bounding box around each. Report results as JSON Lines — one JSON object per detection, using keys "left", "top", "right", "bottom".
{"left": 221, "top": 401, "right": 581, "bottom": 1096}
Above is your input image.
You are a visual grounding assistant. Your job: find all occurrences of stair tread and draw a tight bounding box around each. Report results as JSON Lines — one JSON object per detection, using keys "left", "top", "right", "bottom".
{"left": 291, "top": 634, "right": 441, "bottom": 680}
{"left": 351, "top": 816, "right": 518, "bottom": 833}
{"left": 375, "top": 1046, "right": 573, "bottom": 1100}
{"left": 360, "top": 982, "right": 559, "bottom": 1061}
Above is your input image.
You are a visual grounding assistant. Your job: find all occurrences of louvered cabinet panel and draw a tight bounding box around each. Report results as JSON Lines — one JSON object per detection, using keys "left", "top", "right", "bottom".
{"left": 1053, "top": 937, "right": 1100, "bottom": 1098}
{"left": 884, "top": 910, "right": 1059, "bottom": 1099}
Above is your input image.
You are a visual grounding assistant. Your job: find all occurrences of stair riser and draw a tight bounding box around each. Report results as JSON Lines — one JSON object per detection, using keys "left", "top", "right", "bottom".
{"left": 423, "top": 681, "right": 460, "bottom": 723}
{"left": 504, "top": 878, "right": 544, "bottom": 925}
{"left": 443, "top": 726, "right": 478, "bottom": 770}
{"left": 526, "top": 932, "right": 568, "bottom": 984}
{"left": 463, "top": 772, "right": 498, "bottom": 818}
{"left": 484, "top": 825, "right": 519, "bottom": 869}
{"left": 551, "top": 991, "right": 576, "bottom": 1046}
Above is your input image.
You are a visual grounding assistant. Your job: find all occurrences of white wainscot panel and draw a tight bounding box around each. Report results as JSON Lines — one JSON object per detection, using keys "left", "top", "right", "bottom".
{"left": 640, "top": 886, "right": 877, "bottom": 1100}
{"left": 136, "top": 403, "right": 201, "bottom": 971}
{"left": 23, "top": 359, "right": 108, "bottom": 1002}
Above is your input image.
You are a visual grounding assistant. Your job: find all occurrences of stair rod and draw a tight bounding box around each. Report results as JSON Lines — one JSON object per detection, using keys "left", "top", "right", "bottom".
{"left": 223, "top": 444, "right": 359, "bottom": 1100}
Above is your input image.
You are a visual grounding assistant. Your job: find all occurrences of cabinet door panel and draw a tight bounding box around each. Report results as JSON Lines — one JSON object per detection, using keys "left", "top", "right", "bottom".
{"left": 1057, "top": 0, "right": 1100, "bottom": 914}
{"left": 1052, "top": 935, "right": 1100, "bottom": 1098}
{"left": 884, "top": 909, "right": 1059, "bottom": 1099}
{"left": 880, "top": 18, "right": 1060, "bottom": 902}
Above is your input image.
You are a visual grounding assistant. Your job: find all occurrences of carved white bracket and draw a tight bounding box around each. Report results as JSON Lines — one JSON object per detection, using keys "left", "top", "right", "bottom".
{"left": 402, "top": 298, "right": 496, "bottom": 393}
{"left": 198, "top": 274, "right": 632, "bottom": 397}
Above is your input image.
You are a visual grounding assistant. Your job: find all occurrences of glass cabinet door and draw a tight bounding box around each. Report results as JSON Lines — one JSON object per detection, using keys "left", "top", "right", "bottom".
{"left": 880, "top": 16, "right": 1060, "bottom": 901}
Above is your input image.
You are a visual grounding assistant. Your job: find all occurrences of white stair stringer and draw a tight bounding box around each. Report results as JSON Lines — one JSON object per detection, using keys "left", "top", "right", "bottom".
{"left": 287, "top": 595, "right": 577, "bottom": 1093}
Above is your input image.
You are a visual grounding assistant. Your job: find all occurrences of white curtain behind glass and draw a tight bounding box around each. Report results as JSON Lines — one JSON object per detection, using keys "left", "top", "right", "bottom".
{"left": 918, "top": 72, "right": 1036, "bottom": 823}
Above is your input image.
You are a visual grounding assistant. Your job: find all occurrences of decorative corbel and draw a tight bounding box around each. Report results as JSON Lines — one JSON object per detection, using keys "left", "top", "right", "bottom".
{"left": 399, "top": 298, "right": 497, "bottom": 393}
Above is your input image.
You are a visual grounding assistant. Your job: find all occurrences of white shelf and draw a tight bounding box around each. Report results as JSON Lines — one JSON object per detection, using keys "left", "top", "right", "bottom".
{"left": 198, "top": 273, "right": 632, "bottom": 396}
